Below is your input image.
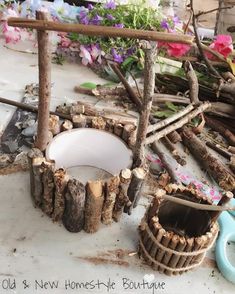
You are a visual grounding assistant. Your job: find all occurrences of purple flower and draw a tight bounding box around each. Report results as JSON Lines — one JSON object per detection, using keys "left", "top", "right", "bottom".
{"left": 114, "top": 23, "right": 124, "bottom": 28}
{"left": 104, "top": 0, "right": 116, "bottom": 10}
{"left": 106, "top": 14, "right": 115, "bottom": 21}
{"left": 161, "top": 19, "right": 169, "bottom": 30}
{"left": 78, "top": 9, "right": 89, "bottom": 25}
{"left": 90, "top": 14, "right": 103, "bottom": 25}
{"left": 87, "top": 4, "right": 94, "bottom": 10}
{"left": 111, "top": 48, "right": 123, "bottom": 63}
{"left": 173, "top": 16, "right": 180, "bottom": 25}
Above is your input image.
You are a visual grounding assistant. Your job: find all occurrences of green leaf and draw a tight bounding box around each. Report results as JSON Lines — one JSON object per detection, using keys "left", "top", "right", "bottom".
{"left": 154, "top": 110, "right": 175, "bottom": 118}
{"left": 122, "top": 56, "right": 135, "bottom": 68}
{"left": 165, "top": 101, "right": 178, "bottom": 112}
{"left": 79, "top": 82, "right": 97, "bottom": 90}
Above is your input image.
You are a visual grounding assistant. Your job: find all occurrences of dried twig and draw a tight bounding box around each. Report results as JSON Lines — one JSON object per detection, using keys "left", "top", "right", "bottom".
{"left": 133, "top": 46, "right": 155, "bottom": 167}
{"left": 146, "top": 102, "right": 211, "bottom": 145}
{"left": 184, "top": 61, "right": 199, "bottom": 105}
{"left": 151, "top": 142, "right": 180, "bottom": 184}
{"left": 205, "top": 115, "right": 235, "bottom": 146}
{"left": 8, "top": 17, "right": 194, "bottom": 44}
{"left": 147, "top": 104, "right": 194, "bottom": 134}
{"left": 110, "top": 63, "right": 142, "bottom": 109}
{"left": 190, "top": 0, "right": 222, "bottom": 79}
{"left": 195, "top": 6, "right": 233, "bottom": 19}
{"left": 34, "top": 11, "right": 51, "bottom": 151}
{"left": 0, "top": 96, "right": 71, "bottom": 120}
{"left": 150, "top": 193, "right": 235, "bottom": 212}
{"left": 161, "top": 137, "right": 186, "bottom": 166}
{"left": 206, "top": 141, "right": 231, "bottom": 160}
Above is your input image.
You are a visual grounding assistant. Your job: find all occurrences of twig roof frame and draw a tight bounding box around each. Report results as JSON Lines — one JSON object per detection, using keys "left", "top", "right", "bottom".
{"left": 8, "top": 11, "right": 194, "bottom": 166}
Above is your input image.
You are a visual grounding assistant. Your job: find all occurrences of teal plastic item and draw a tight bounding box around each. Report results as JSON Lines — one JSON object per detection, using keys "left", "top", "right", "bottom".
{"left": 215, "top": 198, "right": 235, "bottom": 284}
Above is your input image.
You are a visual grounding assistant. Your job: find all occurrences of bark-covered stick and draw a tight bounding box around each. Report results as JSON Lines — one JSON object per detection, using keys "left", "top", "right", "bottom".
{"left": 167, "top": 131, "right": 182, "bottom": 143}
{"left": 8, "top": 17, "right": 194, "bottom": 44}
{"left": 126, "top": 167, "right": 146, "bottom": 214}
{"left": 41, "top": 160, "right": 55, "bottom": 216}
{"left": 72, "top": 114, "right": 87, "bottom": 128}
{"left": 63, "top": 179, "right": 86, "bottom": 232}
{"left": 133, "top": 46, "right": 155, "bottom": 167}
{"left": 184, "top": 61, "right": 199, "bottom": 105}
{"left": 205, "top": 116, "right": 235, "bottom": 146}
{"left": 49, "top": 115, "right": 60, "bottom": 136}
{"left": 161, "top": 136, "right": 186, "bottom": 166}
{"left": 181, "top": 126, "right": 235, "bottom": 191}
{"left": 34, "top": 11, "right": 51, "bottom": 151}
{"left": 102, "top": 176, "right": 120, "bottom": 225}
{"left": 152, "top": 142, "right": 180, "bottom": 184}
{"left": 84, "top": 180, "right": 104, "bottom": 233}
{"left": 27, "top": 148, "right": 44, "bottom": 206}
{"left": 92, "top": 117, "right": 106, "bottom": 130}
{"left": 61, "top": 119, "right": 73, "bottom": 132}
{"left": 53, "top": 168, "right": 69, "bottom": 222}
{"left": 113, "top": 169, "right": 132, "bottom": 222}
{"left": 206, "top": 141, "right": 231, "bottom": 160}
{"left": 122, "top": 124, "right": 136, "bottom": 144}
{"left": 110, "top": 63, "right": 142, "bottom": 109}
{"left": 29, "top": 156, "right": 45, "bottom": 206}
{"left": 114, "top": 123, "right": 124, "bottom": 137}
{"left": 163, "top": 235, "right": 180, "bottom": 275}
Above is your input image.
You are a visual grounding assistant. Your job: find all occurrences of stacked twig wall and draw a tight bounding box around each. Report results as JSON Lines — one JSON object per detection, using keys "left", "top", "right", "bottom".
{"left": 28, "top": 115, "right": 146, "bottom": 233}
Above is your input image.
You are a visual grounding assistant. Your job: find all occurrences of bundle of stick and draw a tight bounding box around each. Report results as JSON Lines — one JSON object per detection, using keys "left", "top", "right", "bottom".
{"left": 145, "top": 101, "right": 211, "bottom": 145}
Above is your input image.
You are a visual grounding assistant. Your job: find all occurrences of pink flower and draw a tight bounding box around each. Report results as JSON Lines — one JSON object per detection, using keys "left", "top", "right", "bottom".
{"left": 59, "top": 33, "right": 72, "bottom": 48}
{"left": 2, "top": 21, "right": 21, "bottom": 44}
{"left": 90, "top": 44, "right": 104, "bottom": 64}
{"left": 79, "top": 45, "right": 92, "bottom": 66}
{"left": 158, "top": 42, "right": 190, "bottom": 57}
{"left": 167, "top": 43, "right": 191, "bottom": 57}
{"left": 207, "top": 35, "right": 233, "bottom": 59}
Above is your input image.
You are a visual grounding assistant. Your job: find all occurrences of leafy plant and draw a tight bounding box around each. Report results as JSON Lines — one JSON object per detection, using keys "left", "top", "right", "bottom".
{"left": 153, "top": 102, "right": 184, "bottom": 118}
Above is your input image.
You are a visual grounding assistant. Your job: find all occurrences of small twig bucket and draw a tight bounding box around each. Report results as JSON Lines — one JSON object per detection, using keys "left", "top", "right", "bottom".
{"left": 138, "top": 185, "right": 219, "bottom": 275}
